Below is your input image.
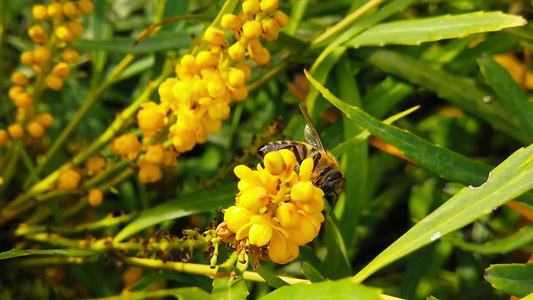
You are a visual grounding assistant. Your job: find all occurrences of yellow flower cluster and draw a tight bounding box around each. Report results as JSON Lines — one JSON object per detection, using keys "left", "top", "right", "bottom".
{"left": 130, "top": 0, "right": 290, "bottom": 186}
{"left": 218, "top": 149, "right": 325, "bottom": 265}
{"left": 2, "top": 1, "right": 92, "bottom": 145}
{"left": 109, "top": 134, "right": 178, "bottom": 183}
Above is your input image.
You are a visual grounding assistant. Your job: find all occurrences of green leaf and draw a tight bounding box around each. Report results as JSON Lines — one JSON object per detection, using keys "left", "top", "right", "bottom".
{"left": 73, "top": 32, "right": 192, "bottom": 54}
{"left": 478, "top": 54, "right": 533, "bottom": 141}
{"left": 356, "top": 48, "right": 528, "bottom": 144}
{"left": 113, "top": 183, "right": 237, "bottom": 243}
{"left": 0, "top": 248, "right": 102, "bottom": 260}
{"left": 348, "top": 12, "right": 526, "bottom": 48}
{"left": 259, "top": 278, "right": 381, "bottom": 300}
{"left": 305, "top": 70, "right": 492, "bottom": 187}
{"left": 485, "top": 264, "right": 533, "bottom": 297}
{"left": 320, "top": 217, "right": 352, "bottom": 279}
{"left": 445, "top": 224, "right": 533, "bottom": 254}
{"left": 211, "top": 272, "right": 249, "bottom": 300}
{"left": 256, "top": 266, "right": 289, "bottom": 288}
{"left": 351, "top": 145, "right": 533, "bottom": 282}
{"left": 301, "top": 262, "right": 326, "bottom": 283}
{"left": 90, "top": 287, "right": 215, "bottom": 300}
{"left": 306, "top": 70, "right": 533, "bottom": 282}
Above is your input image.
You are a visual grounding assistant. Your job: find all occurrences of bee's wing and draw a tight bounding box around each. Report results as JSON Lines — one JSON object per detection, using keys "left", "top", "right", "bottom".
{"left": 300, "top": 104, "right": 327, "bottom": 152}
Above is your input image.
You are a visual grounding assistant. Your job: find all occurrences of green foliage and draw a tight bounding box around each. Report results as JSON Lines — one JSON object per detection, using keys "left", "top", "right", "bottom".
{"left": 485, "top": 264, "right": 533, "bottom": 297}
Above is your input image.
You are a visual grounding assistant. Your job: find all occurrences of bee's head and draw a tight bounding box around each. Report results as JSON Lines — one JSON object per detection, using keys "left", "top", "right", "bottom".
{"left": 320, "top": 171, "right": 344, "bottom": 195}
{"left": 257, "top": 145, "right": 268, "bottom": 159}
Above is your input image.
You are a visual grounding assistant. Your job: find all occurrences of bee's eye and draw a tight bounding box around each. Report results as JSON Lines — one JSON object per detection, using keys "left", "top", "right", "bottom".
{"left": 327, "top": 171, "right": 342, "bottom": 181}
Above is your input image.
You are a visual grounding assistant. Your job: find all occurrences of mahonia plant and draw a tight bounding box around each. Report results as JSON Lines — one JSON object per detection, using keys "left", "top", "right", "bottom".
{"left": 3, "top": 1, "right": 92, "bottom": 145}
{"left": 109, "top": 0, "right": 290, "bottom": 184}
{"left": 217, "top": 150, "right": 325, "bottom": 267}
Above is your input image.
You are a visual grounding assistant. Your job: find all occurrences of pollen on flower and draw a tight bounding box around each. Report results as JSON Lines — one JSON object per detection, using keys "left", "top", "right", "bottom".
{"left": 219, "top": 152, "right": 324, "bottom": 267}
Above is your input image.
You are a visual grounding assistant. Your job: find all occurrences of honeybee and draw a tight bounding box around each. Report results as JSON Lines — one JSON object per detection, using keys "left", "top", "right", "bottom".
{"left": 257, "top": 104, "right": 344, "bottom": 196}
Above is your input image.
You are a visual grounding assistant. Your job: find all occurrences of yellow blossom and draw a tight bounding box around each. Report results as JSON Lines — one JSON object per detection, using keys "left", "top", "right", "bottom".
{"left": 138, "top": 162, "right": 163, "bottom": 183}
{"left": 35, "top": 113, "right": 54, "bottom": 128}
{"left": 57, "top": 169, "right": 81, "bottom": 190}
{"left": 109, "top": 133, "right": 141, "bottom": 160}
{"left": 26, "top": 121, "right": 45, "bottom": 138}
{"left": 7, "top": 123, "right": 24, "bottom": 139}
{"left": 85, "top": 156, "right": 106, "bottom": 175}
{"left": 88, "top": 189, "right": 103, "bottom": 206}
{"left": 62, "top": 49, "right": 80, "bottom": 63}
{"left": 32, "top": 4, "right": 48, "bottom": 21}
{"left": 0, "top": 129, "right": 8, "bottom": 147}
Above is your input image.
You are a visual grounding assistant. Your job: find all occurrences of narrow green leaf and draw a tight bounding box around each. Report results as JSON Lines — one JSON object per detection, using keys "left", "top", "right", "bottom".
{"left": 305, "top": 70, "right": 491, "bottom": 186}
{"left": 306, "top": 70, "right": 533, "bottom": 282}
{"left": 301, "top": 262, "right": 326, "bottom": 283}
{"left": 320, "top": 217, "right": 352, "bottom": 279}
{"left": 362, "top": 77, "right": 415, "bottom": 119}
{"left": 211, "top": 272, "right": 249, "bottom": 300}
{"left": 348, "top": 12, "right": 526, "bottom": 48}
{"left": 485, "top": 264, "right": 533, "bottom": 297}
{"left": 445, "top": 224, "right": 533, "bottom": 254}
{"left": 356, "top": 48, "right": 528, "bottom": 144}
{"left": 258, "top": 278, "right": 381, "bottom": 300}
{"left": 90, "top": 287, "right": 215, "bottom": 300}
{"left": 351, "top": 145, "right": 533, "bottom": 282}
{"left": 256, "top": 266, "right": 289, "bottom": 288}
{"left": 73, "top": 32, "right": 192, "bottom": 54}
{"left": 113, "top": 183, "right": 237, "bottom": 243}
{"left": 0, "top": 248, "right": 102, "bottom": 260}
{"left": 478, "top": 54, "right": 533, "bottom": 141}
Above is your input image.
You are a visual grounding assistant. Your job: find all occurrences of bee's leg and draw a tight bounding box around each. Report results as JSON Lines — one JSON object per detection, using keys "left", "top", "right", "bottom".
{"left": 328, "top": 192, "right": 339, "bottom": 215}
{"left": 282, "top": 144, "right": 304, "bottom": 164}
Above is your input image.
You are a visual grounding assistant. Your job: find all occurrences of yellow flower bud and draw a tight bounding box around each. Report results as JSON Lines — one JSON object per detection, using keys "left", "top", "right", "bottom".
{"left": 204, "top": 27, "right": 226, "bottom": 47}
{"left": 248, "top": 215, "right": 274, "bottom": 246}
{"left": 224, "top": 205, "right": 252, "bottom": 233}
{"left": 242, "top": 0, "right": 260, "bottom": 16}
{"left": 32, "top": 4, "right": 48, "bottom": 20}
{"left": 229, "top": 86, "right": 248, "bottom": 102}
{"left": 269, "top": 231, "right": 299, "bottom": 264}
{"left": 262, "top": 18, "right": 280, "bottom": 40}
{"left": 250, "top": 47, "right": 270, "bottom": 65}
{"left": 291, "top": 181, "right": 314, "bottom": 203}
{"left": 138, "top": 162, "right": 163, "bottom": 183}
{"left": 260, "top": 0, "right": 279, "bottom": 14}
{"left": 7, "top": 123, "right": 24, "bottom": 139}
{"left": 85, "top": 156, "right": 106, "bottom": 175}
{"left": 273, "top": 10, "right": 290, "bottom": 28}
{"left": 180, "top": 54, "right": 200, "bottom": 75}
{"left": 0, "top": 130, "right": 8, "bottom": 147}
{"left": 20, "top": 51, "right": 35, "bottom": 65}
{"left": 301, "top": 195, "right": 325, "bottom": 215}
{"left": 221, "top": 14, "right": 242, "bottom": 31}
{"left": 35, "top": 113, "right": 54, "bottom": 128}
{"left": 62, "top": 49, "right": 80, "bottom": 63}
{"left": 144, "top": 144, "right": 165, "bottom": 165}
{"left": 238, "top": 187, "right": 268, "bottom": 211}
{"left": 34, "top": 46, "right": 51, "bottom": 64}
{"left": 278, "top": 149, "right": 296, "bottom": 174}
{"left": 47, "top": 2, "right": 63, "bottom": 19}
{"left": 63, "top": 1, "right": 81, "bottom": 19}
{"left": 88, "top": 189, "right": 103, "bottom": 206}
{"left": 208, "top": 101, "right": 230, "bottom": 120}
{"left": 8, "top": 86, "right": 23, "bottom": 101}
{"left": 55, "top": 25, "right": 75, "bottom": 44}
{"left": 26, "top": 121, "right": 45, "bottom": 138}
{"left": 45, "top": 74, "right": 64, "bottom": 91}
{"left": 247, "top": 39, "right": 263, "bottom": 56}
{"left": 78, "top": 0, "right": 94, "bottom": 14}
{"left": 235, "top": 64, "right": 252, "bottom": 81}
{"left": 242, "top": 21, "right": 262, "bottom": 39}
{"left": 234, "top": 165, "right": 263, "bottom": 187}
{"left": 109, "top": 133, "right": 141, "bottom": 159}
{"left": 57, "top": 169, "right": 81, "bottom": 190}
{"left": 13, "top": 92, "right": 33, "bottom": 107}
{"left": 298, "top": 158, "right": 314, "bottom": 182}
{"left": 52, "top": 62, "right": 71, "bottom": 78}
{"left": 228, "top": 42, "right": 246, "bottom": 61}
{"left": 32, "top": 64, "right": 42, "bottom": 74}
{"left": 11, "top": 71, "right": 29, "bottom": 86}
{"left": 286, "top": 212, "right": 320, "bottom": 245}
{"left": 275, "top": 202, "right": 299, "bottom": 228}
{"left": 137, "top": 102, "right": 164, "bottom": 135}
{"left": 228, "top": 69, "right": 245, "bottom": 88}
{"left": 196, "top": 50, "right": 218, "bottom": 69}
{"left": 28, "top": 25, "right": 47, "bottom": 44}
{"left": 207, "top": 79, "right": 227, "bottom": 98}
{"left": 68, "top": 21, "right": 84, "bottom": 37}
{"left": 264, "top": 151, "right": 286, "bottom": 176}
